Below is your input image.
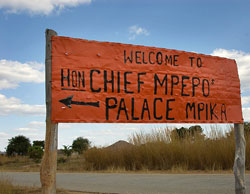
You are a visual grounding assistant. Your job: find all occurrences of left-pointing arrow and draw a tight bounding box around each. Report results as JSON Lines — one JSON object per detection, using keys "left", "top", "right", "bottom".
{"left": 59, "top": 95, "right": 100, "bottom": 108}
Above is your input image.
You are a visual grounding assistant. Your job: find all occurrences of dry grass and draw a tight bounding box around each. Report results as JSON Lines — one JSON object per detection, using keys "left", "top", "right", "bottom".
{"left": 0, "top": 175, "right": 41, "bottom": 194}
{"left": 0, "top": 176, "right": 14, "bottom": 194}
{"left": 57, "top": 154, "right": 87, "bottom": 172}
{"left": 84, "top": 126, "right": 250, "bottom": 172}
{"left": 0, "top": 175, "right": 99, "bottom": 194}
{"left": 0, "top": 155, "right": 40, "bottom": 172}
{"left": 1, "top": 126, "right": 249, "bottom": 173}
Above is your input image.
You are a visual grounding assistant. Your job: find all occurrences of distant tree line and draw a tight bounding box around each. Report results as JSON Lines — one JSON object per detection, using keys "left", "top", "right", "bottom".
{"left": 5, "top": 122, "right": 250, "bottom": 161}
{"left": 6, "top": 135, "right": 44, "bottom": 161}
{"left": 173, "top": 125, "right": 204, "bottom": 140}
{"left": 61, "top": 137, "right": 90, "bottom": 158}
{"left": 5, "top": 135, "right": 90, "bottom": 161}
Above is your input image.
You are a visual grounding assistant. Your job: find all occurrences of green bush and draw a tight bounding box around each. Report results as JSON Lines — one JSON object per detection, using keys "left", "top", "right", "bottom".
{"left": 72, "top": 137, "right": 90, "bottom": 154}
{"left": 33, "top": 140, "right": 45, "bottom": 150}
{"left": 28, "top": 146, "right": 43, "bottom": 161}
{"left": 6, "top": 135, "right": 31, "bottom": 156}
{"left": 62, "top": 145, "right": 73, "bottom": 157}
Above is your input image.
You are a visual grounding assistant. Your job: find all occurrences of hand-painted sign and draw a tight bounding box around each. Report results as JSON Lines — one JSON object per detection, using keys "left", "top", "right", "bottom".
{"left": 51, "top": 36, "right": 243, "bottom": 123}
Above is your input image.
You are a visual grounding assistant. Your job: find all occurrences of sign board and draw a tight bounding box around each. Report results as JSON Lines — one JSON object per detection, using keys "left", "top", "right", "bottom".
{"left": 51, "top": 36, "right": 243, "bottom": 123}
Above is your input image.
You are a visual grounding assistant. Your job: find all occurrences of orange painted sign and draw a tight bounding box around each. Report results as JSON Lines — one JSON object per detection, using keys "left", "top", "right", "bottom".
{"left": 51, "top": 36, "right": 243, "bottom": 123}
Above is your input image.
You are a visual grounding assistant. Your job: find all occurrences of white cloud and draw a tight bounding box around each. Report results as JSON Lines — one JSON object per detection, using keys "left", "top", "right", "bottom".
{"left": 0, "top": 0, "right": 91, "bottom": 15}
{"left": 0, "top": 59, "right": 44, "bottom": 90}
{"left": 0, "top": 132, "right": 11, "bottom": 152}
{"left": 60, "top": 123, "right": 72, "bottom": 129}
{"left": 0, "top": 132, "right": 9, "bottom": 138}
{"left": 0, "top": 94, "right": 45, "bottom": 116}
{"left": 28, "top": 121, "right": 46, "bottom": 128}
{"left": 15, "top": 127, "right": 38, "bottom": 132}
{"left": 129, "top": 25, "right": 150, "bottom": 40}
{"left": 242, "top": 96, "right": 250, "bottom": 106}
{"left": 211, "top": 49, "right": 250, "bottom": 92}
{"left": 243, "top": 108, "right": 250, "bottom": 121}
{"left": 0, "top": 121, "right": 46, "bottom": 151}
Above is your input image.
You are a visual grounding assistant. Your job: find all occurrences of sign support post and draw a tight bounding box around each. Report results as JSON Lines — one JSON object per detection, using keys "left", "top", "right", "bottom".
{"left": 234, "top": 123, "right": 246, "bottom": 194}
{"left": 40, "top": 29, "right": 58, "bottom": 194}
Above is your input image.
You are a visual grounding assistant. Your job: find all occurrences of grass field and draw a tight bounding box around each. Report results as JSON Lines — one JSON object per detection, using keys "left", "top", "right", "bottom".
{"left": 84, "top": 126, "right": 250, "bottom": 172}
{"left": 0, "top": 125, "right": 249, "bottom": 173}
{"left": 0, "top": 176, "right": 98, "bottom": 194}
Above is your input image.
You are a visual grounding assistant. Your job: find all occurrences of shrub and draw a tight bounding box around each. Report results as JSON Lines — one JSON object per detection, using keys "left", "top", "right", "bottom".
{"left": 62, "top": 145, "right": 73, "bottom": 157}
{"left": 28, "top": 146, "right": 43, "bottom": 161}
{"left": 72, "top": 137, "right": 90, "bottom": 154}
{"left": 33, "top": 140, "right": 45, "bottom": 150}
{"left": 6, "top": 136, "right": 31, "bottom": 156}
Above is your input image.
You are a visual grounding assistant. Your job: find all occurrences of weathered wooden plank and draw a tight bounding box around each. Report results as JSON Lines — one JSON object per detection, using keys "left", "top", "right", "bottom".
{"left": 234, "top": 123, "right": 246, "bottom": 194}
{"left": 40, "top": 29, "right": 58, "bottom": 194}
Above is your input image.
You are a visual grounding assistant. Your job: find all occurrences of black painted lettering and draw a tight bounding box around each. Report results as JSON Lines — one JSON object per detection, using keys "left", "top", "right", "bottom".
{"left": 131, "top": 98, "right": 139, "bottom": 120}
{"left": 181, "top": 76, "right": 190, "bottom": 96}
{"left": 78, "top": 71, "right": 85, "bottom": 88}
{"left": 142, "top": 52, "right": 148, "bottom": 64}
{"left": 90, "top": 69, "right": 101, "bottom": 93}
{"left": 154, "top": 74, "right": 167, "bottom": 95}
{"left": 198, "top": 103, "right": 205, "bottom": 120}
{"left": 141, "top": 99, "right": 151, "bottom": 120}
{"left": 72, "top": 71, "right": 77, "bottom": 87}
{"left": 156, "top": 52, "right": 163, "bottom": 65}
{"left": 61, "top": 69, "right": 70, "bottom": 87}
{"left": 105, "top": 97, "right": 117, "bottom": 120}
{"left": 135, "top": 51, "right": 141, "bottom": 64}
{"left": 206, "top": 103, "right": 208, "bottom": 120}
{"left": 221, "top": 104, "right": 227, "bottom": 121}
{"left": 171, "top": 75, "right": 179, "bottom": 96}
{"left": 149, "top": 52, "right": 155, "bottom": 64}
{"left": 166, "top": 99, "right": 175, "bottom": 120}
{"left": 124, "top": 50, "right": 133, "bottom": 64}
{"left": 202, "top": 79, "right": 210, "bottom": 97}
{"left": 210, "top": 103, "right": 218, "bottom": 120}
{"left": 192, "top": 77, "right": 200, "bottom": 96}
{"left": 189, "top": 57, "right": 195, "bottom": 67}
{"left": 138, "top": 72, "right": 146, "bottom": 93}
{"left": 117, "top": 98, "right": 129, "bottom": 120}
{"left": 117, "top": 71, "right": 120, "bottom": 93}
{"left": 186, "top": 102, "right": 196, "bottom": 119}
{"left": 153, "top": 98, "right": 163, "bottom": 120}
{"left": 197, "top": 57, "right": 202, "bottom": 68}
{"left": 124, "top": 72, "right": 134, "bottom": 94}
{"left": 173, "top": 55, "right": 179, "bottom": 66}
{"left": 165, "top": 55, "right": 172, "bottom": 65}
{"left": 104, "top": 70, "right": 114, "bottom": 92}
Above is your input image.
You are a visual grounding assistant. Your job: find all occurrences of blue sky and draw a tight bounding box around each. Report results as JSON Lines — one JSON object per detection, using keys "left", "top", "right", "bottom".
{"left": 0, "top": 0, "right": 250, "bottom": 151}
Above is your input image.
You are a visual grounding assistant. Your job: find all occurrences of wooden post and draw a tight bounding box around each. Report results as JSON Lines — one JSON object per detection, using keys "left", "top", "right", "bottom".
{"left": 234, "top": 123, "right": 246, "bottom": 194}
{"left": 40, "top": 29, "right": 58, "bottom": 194}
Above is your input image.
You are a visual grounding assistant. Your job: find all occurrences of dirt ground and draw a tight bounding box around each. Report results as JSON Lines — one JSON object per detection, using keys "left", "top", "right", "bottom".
{"left": 10, "top": 187, "right": 104, "bottom": 194}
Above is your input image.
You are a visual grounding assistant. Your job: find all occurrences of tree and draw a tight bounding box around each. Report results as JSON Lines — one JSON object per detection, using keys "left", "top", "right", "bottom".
{"left": 33, "top": 140, "right": 45, "bottom": 150}
{"left": 189, "top": 125, "right": 203, "bottom": 136}
{"left": 72, "top": 137, "right": 90, "bottom": 154}
{"left": 175, "top": 127, "right": 189, "bottom": 139}
{"left": 172, "top": 125, "right": 204, "bottom": 140}
{"left": 6, "top": 135, "right": 31, "bottom": 156}
{"left": 62, "top": 145, "right": 73, "bottom": 157}
{"left": 28, "top": 146, "right": 44, "bottom": 161}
